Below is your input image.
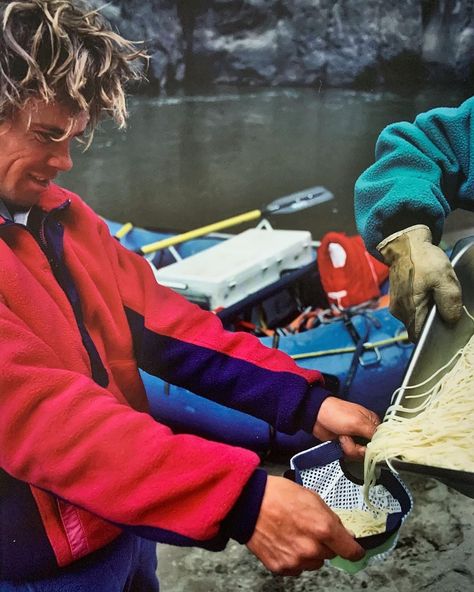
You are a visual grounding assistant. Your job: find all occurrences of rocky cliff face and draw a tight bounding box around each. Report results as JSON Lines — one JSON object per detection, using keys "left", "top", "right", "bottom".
{"left": 94, "top": 0, "right": 474, "bottom": 89}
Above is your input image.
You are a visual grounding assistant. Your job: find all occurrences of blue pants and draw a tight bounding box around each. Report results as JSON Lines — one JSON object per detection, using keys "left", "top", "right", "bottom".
{"left": 1, "top": 533, "right": 159, "bottom": 591}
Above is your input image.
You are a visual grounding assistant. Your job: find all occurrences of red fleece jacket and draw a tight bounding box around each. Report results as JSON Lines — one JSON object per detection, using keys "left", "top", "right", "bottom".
{"left": 0, "top": 184, "right": 329, "bottom": 573}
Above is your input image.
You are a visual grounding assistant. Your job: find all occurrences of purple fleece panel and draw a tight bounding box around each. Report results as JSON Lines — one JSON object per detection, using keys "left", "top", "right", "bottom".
{"left": 125, "top": 307, "right": 328, "bottom": 435}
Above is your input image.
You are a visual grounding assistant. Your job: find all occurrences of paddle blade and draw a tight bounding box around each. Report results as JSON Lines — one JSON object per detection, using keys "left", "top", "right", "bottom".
{"left": 265, "top": 186, "right": 334, "bottom": 215}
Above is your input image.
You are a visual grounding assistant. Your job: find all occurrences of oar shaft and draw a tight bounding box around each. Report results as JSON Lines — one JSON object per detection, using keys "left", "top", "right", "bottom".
{"left": 115, "top": 222, "right": 133, "bottom": 239}
{"left": 139, "top": 209, "right": 262, "bottom": 255}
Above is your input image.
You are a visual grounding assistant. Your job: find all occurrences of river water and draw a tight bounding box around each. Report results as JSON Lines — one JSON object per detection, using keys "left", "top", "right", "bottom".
{"left": 62, "top": 85, "right": 473, "bottom": 241}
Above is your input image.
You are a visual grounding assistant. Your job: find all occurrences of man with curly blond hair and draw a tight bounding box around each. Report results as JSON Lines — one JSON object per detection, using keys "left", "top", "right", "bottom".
{"left": 0, "top": 1, "right": 380, "bottom": 589}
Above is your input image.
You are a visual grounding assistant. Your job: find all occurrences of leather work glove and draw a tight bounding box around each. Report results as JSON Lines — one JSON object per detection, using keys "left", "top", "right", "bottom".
{"left": 377, "top": 224, "right": 462, "bottom": 342}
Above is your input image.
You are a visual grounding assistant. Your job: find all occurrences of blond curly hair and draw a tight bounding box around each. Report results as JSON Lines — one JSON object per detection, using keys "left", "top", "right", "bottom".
{"left": 0, "top": 0, "right": 146, "bottom": 138}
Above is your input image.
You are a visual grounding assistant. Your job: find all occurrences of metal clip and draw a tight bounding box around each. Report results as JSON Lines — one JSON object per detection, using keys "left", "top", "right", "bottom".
{"left": 358, "top": 345, "right": 381, "bottom": 367}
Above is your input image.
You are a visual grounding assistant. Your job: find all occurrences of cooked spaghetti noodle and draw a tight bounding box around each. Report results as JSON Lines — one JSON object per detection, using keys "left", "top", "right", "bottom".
{"left": 364, "top": 327, "right": 474, "bottom": 504}
{"left": 334, "top": 508, "right": 388, "bottom": 538}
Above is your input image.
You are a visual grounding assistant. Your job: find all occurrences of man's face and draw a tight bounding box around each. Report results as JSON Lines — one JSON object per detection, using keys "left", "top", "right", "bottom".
{"left": 0, "top": 99, "right": 89, "bottom": 207}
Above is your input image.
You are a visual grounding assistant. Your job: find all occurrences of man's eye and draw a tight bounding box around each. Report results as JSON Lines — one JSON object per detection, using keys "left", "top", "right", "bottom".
{"left": 34, "top": 131, "right": 53, "bottom": 143}
{"left": 34, "top": 131, "right": 60, "bottom": 143}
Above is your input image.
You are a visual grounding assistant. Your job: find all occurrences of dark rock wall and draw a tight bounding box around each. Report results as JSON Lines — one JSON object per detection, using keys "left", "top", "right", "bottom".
{"left": 422, "top": 0, "right": 474, "bottom": 80}
{"left": 188, "top": 1, "right": 423, "bottom": 87}
{"left": 90, "top": 0, "right": 185, "bottom": 87}
{"left": 93, "top": 0, "right": 474, "bottom": 88}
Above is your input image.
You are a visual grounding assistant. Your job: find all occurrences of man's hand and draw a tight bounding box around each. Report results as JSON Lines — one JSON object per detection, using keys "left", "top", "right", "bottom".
{"left": 377, "top": 225, "right": 462, "bottom": 342}
{"left": 246, "top": 476, "right": 365, "bottom": 576}
{"left": 313, "top": 397, "right": 380, "bottom": 460}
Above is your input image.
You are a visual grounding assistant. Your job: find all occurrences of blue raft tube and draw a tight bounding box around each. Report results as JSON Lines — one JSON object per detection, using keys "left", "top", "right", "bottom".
{"left": 142, "top": 306, "right": 413, "bottom": 457}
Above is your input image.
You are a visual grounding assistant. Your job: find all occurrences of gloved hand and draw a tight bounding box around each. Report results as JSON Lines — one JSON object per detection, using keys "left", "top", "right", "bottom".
{"left": 377, "top": 224, "right": 462, "bottom": 342}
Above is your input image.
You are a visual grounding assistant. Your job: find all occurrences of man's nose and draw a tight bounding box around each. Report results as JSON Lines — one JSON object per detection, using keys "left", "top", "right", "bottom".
{"left": 47, "top": 141, "right": 73, "bottom": 172}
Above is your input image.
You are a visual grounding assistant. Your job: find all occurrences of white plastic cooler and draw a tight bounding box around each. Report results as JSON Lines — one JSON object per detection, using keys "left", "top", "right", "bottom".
{"left": 152, "top": 228, "right": 314, "bottom": 309}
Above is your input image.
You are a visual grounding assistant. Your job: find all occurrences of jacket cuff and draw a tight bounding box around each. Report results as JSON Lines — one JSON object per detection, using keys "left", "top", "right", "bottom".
{"left": 376, "top": 224, "right": 431, "bottom": 253}
{"left": 222, "top": 468, "right": 267, "bottom": 544}
{"left": 297, "top": 383, "right": 332, "bottom": 433}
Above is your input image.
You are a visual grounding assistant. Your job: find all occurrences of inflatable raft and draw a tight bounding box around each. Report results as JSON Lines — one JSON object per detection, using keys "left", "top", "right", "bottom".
{"left": 106, "top": 218, "right": 413, "bottom": 456}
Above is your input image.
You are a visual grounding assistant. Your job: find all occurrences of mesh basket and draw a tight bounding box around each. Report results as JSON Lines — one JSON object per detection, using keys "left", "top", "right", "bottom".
{"left": 290, "top": 441, "right": 413, "bottom": 573}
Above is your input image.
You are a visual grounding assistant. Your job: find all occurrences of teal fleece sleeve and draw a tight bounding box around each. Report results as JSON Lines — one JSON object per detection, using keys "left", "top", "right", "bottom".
{"left": 354, "top": 96, "right": 474, "bottom": 258}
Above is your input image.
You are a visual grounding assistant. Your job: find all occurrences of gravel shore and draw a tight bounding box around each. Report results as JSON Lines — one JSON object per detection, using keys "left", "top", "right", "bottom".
{"left": 157, "top": 465, "right": 473, "bottom": 592}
